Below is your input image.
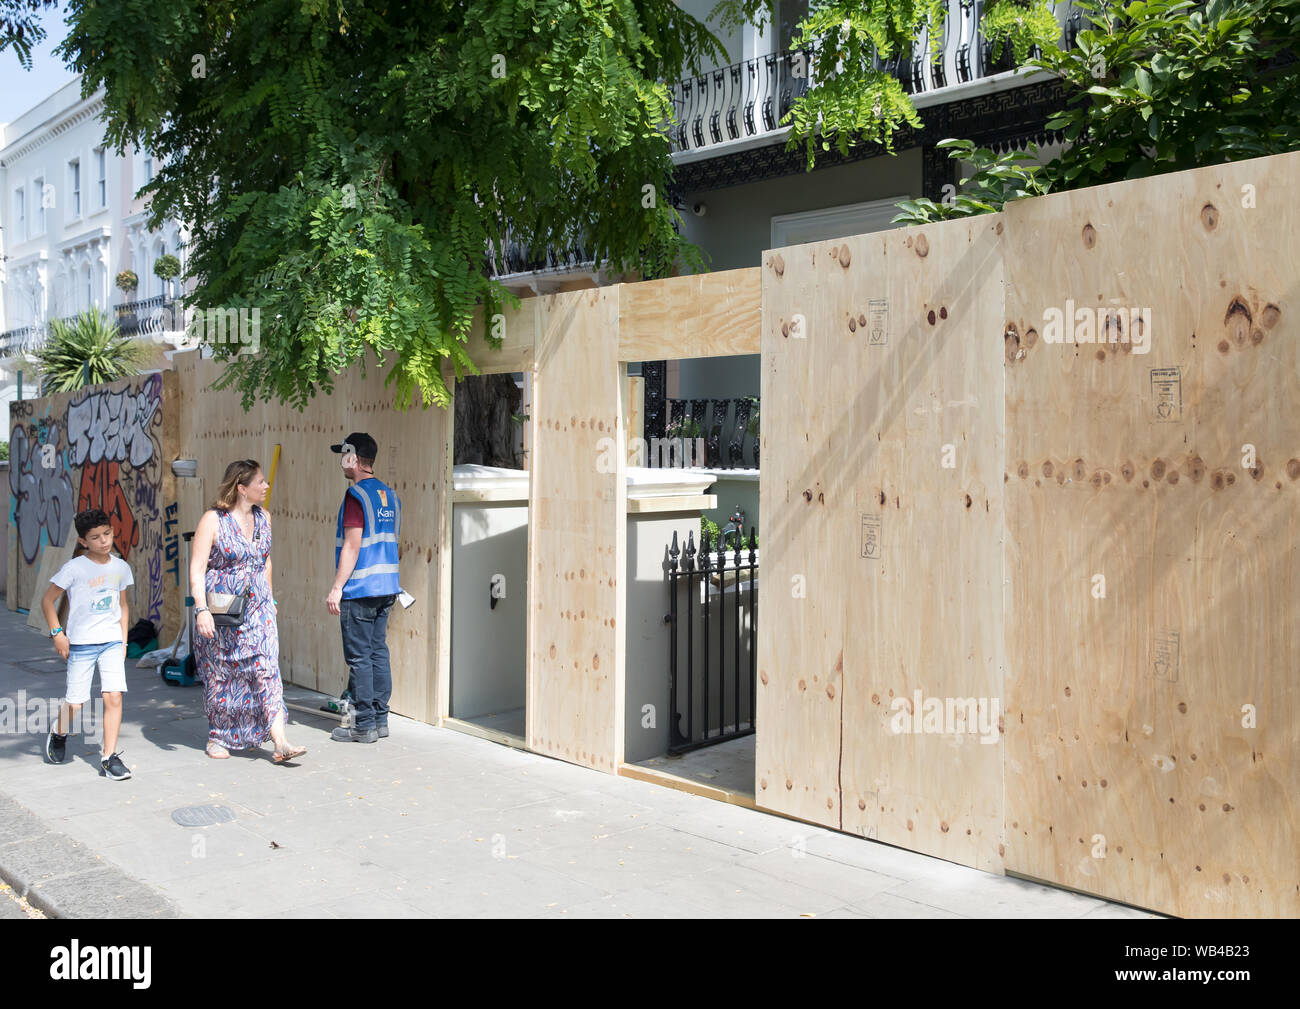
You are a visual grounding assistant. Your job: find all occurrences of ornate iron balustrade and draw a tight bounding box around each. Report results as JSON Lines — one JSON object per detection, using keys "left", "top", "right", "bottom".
{"left": 0, "top": 324, "right": 43, "bottom": 358}
{"left": 653, "top": 396, "right": 759, "bottom": 471}
{"left": 114, "top": 294, "right": 175, "bottom": 337}
{"left": 669, "top": 0, "right": 1084, "bottom": 155}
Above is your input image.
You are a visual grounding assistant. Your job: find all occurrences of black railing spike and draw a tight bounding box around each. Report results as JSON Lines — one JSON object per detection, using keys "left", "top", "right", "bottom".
{"left": 748, "top": 526, "right": 757, "bottom": 560}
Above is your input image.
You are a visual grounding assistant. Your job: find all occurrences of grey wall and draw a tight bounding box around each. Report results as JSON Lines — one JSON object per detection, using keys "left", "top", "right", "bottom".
{"left": 624, "top": 511, "right": 697, "bottom": 762}
{"left": 679, "top": 146, "right": 922, "bottom": 272}
{"left": 674, "top": 354, "right": 760, "bottom": 400}
{"left": 450, "top": 502, "right": 528, "bottom": 719}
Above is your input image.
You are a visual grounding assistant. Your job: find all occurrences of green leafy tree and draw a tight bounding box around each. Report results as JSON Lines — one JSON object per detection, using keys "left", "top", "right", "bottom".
{"left": 0, "top": 0, "right": 58, "bottom": 67}
{"left": 58, "top": 0, "right": 734, "bottom": 410}
{"left": 893, "top": 0, "right": 1300, "bottom": 222}
{"left": 1041, "top": 0, "right": 1300, "bottom": 186}
{"left": 32, "top": 311, "right": 147, "bottom": 395}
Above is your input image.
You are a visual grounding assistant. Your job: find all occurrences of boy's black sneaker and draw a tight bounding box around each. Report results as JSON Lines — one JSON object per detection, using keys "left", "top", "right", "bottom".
{"left": 101, "top": 752, "right": 132, "bottom": 780}
{"left": 376, "top": 725, "right": 389, "bottom": 739}
{"left": 45, "top": 730, "right": 67, "bottom": 764}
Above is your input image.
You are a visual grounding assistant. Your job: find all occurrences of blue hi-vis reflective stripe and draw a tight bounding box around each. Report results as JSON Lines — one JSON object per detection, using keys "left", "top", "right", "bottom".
{"left": 336, "top": 478, "right": 401, "bottom": 599}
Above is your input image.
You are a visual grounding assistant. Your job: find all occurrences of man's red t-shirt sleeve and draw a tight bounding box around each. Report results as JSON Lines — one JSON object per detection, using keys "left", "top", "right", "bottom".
{"left": 343, "top": 494, "right": 364, "bottom": 529}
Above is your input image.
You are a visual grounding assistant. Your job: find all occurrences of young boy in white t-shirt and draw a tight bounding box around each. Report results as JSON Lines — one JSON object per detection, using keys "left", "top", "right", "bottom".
{"left": 41, "top": 508, "right": 135, "bottom": 780}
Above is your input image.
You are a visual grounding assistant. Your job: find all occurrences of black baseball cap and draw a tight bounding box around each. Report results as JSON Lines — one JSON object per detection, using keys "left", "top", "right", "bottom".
{"left": 330, "top": 432, "right": 378, "bottom": 459}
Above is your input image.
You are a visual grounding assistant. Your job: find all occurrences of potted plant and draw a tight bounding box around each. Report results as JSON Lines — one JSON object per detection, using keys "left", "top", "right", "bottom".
{"left": 153, "top": 254, "right": 181, "bottom": 300}
{"left": 115, "top": 270, "right": 139, "bottom": 327}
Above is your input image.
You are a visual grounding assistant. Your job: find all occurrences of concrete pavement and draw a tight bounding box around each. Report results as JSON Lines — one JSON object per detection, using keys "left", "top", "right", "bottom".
{"left": 0, "top": 606, "right": 1155, "bottom": 918}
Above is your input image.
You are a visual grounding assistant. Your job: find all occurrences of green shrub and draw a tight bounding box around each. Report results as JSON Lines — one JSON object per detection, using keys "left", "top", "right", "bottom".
{"left": 33, "top": 311, "right": 147, "bottom": 395}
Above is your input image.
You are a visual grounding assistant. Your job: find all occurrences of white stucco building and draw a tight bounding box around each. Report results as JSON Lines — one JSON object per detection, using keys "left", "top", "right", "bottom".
{"left": 0, "top": 76, "right": 187, "bottom": 390}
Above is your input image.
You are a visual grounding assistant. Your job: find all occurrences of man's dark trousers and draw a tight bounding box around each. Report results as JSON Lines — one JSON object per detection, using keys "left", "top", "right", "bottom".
{"left": 340, "top": 594, "right": 395, "bottom": 731}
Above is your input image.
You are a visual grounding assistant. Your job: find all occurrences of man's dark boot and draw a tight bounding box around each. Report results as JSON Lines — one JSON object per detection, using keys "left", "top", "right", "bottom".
{"left": 331, "top": 726, "right": 378, "bottom": 743}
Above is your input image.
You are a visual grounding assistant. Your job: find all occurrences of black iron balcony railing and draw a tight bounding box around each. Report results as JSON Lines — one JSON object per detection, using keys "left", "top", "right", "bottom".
{"left": 649, "top": 396, "right": 759, "bottom": 471}
{"left": 114, "top": 294, "right": 175, "bottom": 337}
{"left": 669, "top": 0, "right": 1084, "bottom": 155}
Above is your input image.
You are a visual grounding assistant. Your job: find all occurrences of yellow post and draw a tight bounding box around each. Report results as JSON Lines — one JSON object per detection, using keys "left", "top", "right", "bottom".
{"left": 265, "top": 443, "right": 282, "bottom": 508}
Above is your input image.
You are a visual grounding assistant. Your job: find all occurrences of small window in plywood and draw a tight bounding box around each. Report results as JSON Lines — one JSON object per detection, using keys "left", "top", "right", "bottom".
{"left": 453, "top": 371, "right": 529, "bottom": 469}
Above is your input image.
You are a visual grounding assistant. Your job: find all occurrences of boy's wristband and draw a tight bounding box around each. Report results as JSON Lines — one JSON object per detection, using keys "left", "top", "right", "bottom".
{"left": 49, "top": 626, "right": 63, "bottom": 638}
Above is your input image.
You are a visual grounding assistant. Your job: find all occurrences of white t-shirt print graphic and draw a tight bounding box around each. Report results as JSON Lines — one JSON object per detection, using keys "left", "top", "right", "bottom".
{"left": 51, "top": 554, "right": 135, "bottom": 645}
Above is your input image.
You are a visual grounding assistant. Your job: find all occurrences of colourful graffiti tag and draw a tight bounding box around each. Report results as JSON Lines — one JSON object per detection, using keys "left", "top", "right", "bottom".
{"left": 77, "top": 460, "right": 140, "bottom": 561}
{"left": 10, "top": 375, "right": 165, "bottom": 623}
{"left": 8, "top": 412, "right": 75, "bottom": 564}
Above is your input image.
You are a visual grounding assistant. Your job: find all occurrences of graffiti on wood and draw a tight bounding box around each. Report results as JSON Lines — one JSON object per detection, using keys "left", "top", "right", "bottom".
{"left": 9, "top": 374, "right": 165, "bottom": 623}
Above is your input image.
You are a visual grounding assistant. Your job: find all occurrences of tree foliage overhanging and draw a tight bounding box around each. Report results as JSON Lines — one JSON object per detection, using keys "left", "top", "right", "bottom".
{"left": 58, "top": 0, "right": 733, "bottom": 409}
{"left": 885, "top": 0, "right": 1300, "bottom": 223}
{"left": 0, "top": 0, "right": 58, "bottom": 67}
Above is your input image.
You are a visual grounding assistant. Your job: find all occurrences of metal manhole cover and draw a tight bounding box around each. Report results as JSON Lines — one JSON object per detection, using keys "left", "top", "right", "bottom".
{"left": 170, "top": 805, "right": 235, "bottom": 827}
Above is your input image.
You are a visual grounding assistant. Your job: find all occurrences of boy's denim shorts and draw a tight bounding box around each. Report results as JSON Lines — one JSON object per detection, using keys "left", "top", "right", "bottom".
{"left": 65, "top": 641, "right": 127, "bottom": 705}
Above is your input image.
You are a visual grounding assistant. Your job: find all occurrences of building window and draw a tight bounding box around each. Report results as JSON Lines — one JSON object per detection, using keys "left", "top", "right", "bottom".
{"left": 69, "top": 158, "right": 81, "bottom": 218}
{"left": 143, "top": 153, "right": 153, "bottom": 184}
{"left": 14, "top": 188, "right": 23, "bottom": 241}
{"left": 95, "top": 148, "right": 107, "bottom": 208}
{"left": 33, "top": 177, "right": 45, "bottom": 233}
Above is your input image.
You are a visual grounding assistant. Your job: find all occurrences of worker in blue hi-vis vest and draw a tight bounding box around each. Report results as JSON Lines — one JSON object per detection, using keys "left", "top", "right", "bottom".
{"left": 325, "top": 432, "right": 402, "bottom": 743}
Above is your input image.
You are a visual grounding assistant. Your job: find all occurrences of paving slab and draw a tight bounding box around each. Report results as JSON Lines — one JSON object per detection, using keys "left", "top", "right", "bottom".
{"left": 0, "top": 606, "right": 1155, "bottom": 918}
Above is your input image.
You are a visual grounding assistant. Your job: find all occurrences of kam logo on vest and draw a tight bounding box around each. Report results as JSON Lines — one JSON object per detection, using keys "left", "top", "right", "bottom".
{"left": 376, "top": 488, "right": 395, "bottom": 519}
{"left": 49, "top": 941, "right": 152, "bottom": 989}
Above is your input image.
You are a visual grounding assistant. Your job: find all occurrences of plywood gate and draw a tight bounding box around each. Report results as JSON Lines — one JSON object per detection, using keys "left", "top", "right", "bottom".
{"left": 175, "top": 352, "right": 447, "bottom": 723}
{"left": 758, "top": 150, "right": 1300, "bottom": 917}
{"left": 1001, "top": 153, "right": 1300, "bottom": 917}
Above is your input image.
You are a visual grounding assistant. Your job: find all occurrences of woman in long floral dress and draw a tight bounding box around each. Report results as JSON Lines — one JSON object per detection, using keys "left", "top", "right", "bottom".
{"left": 190, "top": 459, "right": 306, "bottom": 762}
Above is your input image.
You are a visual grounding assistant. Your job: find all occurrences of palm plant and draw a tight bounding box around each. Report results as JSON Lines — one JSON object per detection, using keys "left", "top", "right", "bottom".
{"left": 32, "top": 311, "right": 148, "bottom": 395}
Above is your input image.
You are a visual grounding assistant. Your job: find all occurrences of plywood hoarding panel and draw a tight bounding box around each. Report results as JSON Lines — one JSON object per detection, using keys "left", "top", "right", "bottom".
{"left": 838, "top": 219, "right": 1007, "bottom": 871}
{"left": 527, "top": 288, "right": 625, "bottom": 771}
{"left": 464, "top": 298, "right": 538, "bottom": 375}
{"left": 175, "top": 351, "right": 446, "bottom": 722}
{"left": 757, "top": 218, "right": 1008, "bottom": 866}
{"left": 618, "top": 268, "right": 760, "bottom": 362}
{"left": 1002, "top": 151, "right": 1300, "bottom": 917}
{"left": 756, "top": 239, "right": 853, "bottom": 830}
